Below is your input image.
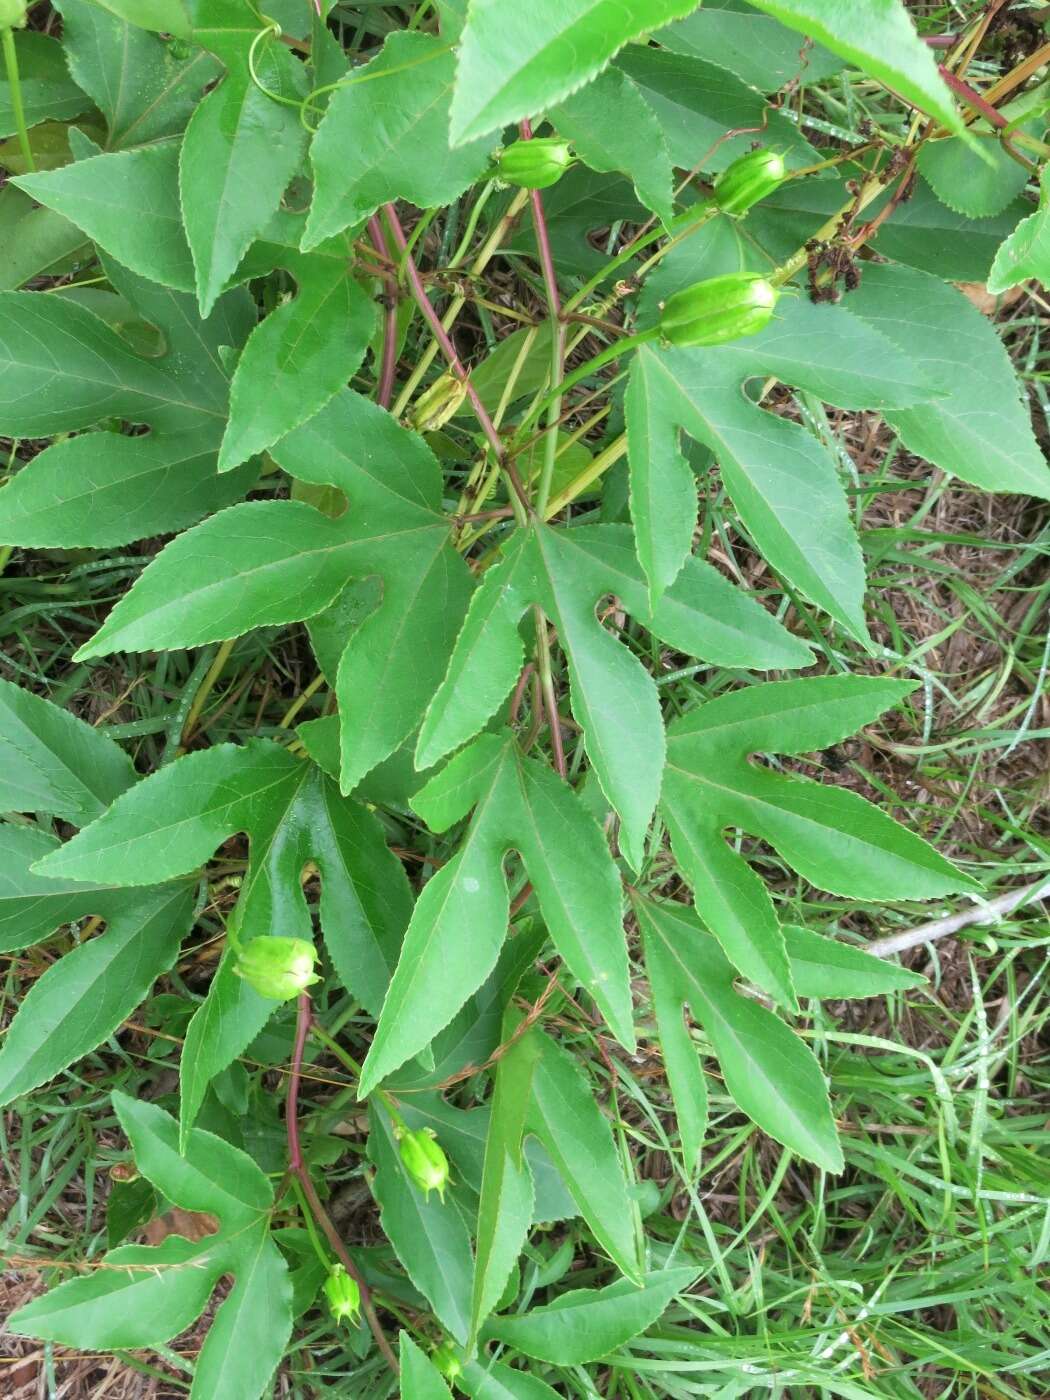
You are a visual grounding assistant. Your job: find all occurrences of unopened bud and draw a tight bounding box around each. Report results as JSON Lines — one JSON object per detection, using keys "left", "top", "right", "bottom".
{"left": 714, "top": 149, "right": 786, "bottom": 217}
{"left": 323, "top": 1265, "right": 361, "bottom": 1326}
{"left": 409, "top": 371, "right": 468, "bottom": 433}
{"left": 234, "top": 936, "right": 320, "bottom": 1000}
{"left": 659, "top": 273, "right": 778, "bottom": 349}
{"left": 397, "top": 1127, "right": 450, "bottom": 1201}
{"left": 432, "top": 1339, "right": 462, "bottom": 1380}
{"left": 496, "top": 137, "right": 573, "bottom": 190}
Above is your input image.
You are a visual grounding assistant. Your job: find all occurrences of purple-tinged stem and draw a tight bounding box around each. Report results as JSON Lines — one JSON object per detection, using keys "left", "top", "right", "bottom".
{"left": 367, "top": 215, "right": 399, "bottom": 409}
{"left": 937, "top": 63, "right": 1007, "bottom": 128}
{"left": 382, "top": 202, "right": 505, "bottom": 463}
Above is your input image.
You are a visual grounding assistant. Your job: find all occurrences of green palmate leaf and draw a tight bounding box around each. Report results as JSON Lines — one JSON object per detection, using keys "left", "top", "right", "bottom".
{"left": 522, "top": 1027, "right": 640, "bottom": 1283}
{"left": 458, "top": 1360, "right": 562, "bottom": 1400}
{"left": 56, "top": 0, "right": 221, "bottom": 149}
{"left": 15, "top": 143, "right": 195, "bottom": 291}
{"left": 659, "top": 1, "right": 844, "bottom": 92}
{"left": 551, "top": 68, "right": 674, "bottom": 225}
{"left": 181, "top": 6, "right": 308, "bottom": 315}
{"left": 0, "top": 184, "right": 86, "bottom": 290}
{"left": 660, "top": 676, "right": 981, "bottom": 1009}
{"left": 0, "top": 675, "right": 136, "bottom": 824}
{"left": 470, "top": 1015, "right": 539, "bottom": 1343}
{"left": 483, "top": 1267, "right": 697, "bottom": 1363}
{"left": 401, "top": 1334, "right": 455, "bottom": 1399}
{"left": 0, "top": 825, "right": 127, "bottom": 951}
{"left": 0, "top": 31, "right": 91, "bottom": 137}
{"left": 448, "top": 0, "right": 699, "bottom": 145}
{"left": 9, "top": 1094, "right": 292, "bottom": 1400}
{"left": 509, "top": 166, "right": 648, "bottom": 278}
{"left": 743, "top": 0, "right": 967, "bottom": 137}
{"left": 633, "top": 894, "right": 843, "bottom": 1172}
{"left": 369, "top": 1105, "right": 474, "bottom": 1344}
{"left": 0, "top": 841, "right": 194, "bottom": 1107}
{"left": 614, "top": 47, "right": 818, "bottom": 174}
{"left": 33, "top": 740, "right": 410, "bottom": 1136}
{"left": 917, "top": 134, "right": 1030, "bottom": 219}
{"left": 417, "top": 522, "right": 811, "bottom": 869}
{"left": 781, "top": 924, "right": 926, "bottom": 1000}
{"left": 846, "top": 262, "right": 1050, "bottom": 499}
{"left": 625, "top": 291, "right": 942, "bottom": 622}
{"left": 359, "top": 733, "right": 634, "bottom": 1096}
{"left": 304, "top": 32, "right": 491, "bottom": 249}
{"left": 78, "top": 392, "right": 470, "bottom": 792}
{"left": 92, "top": 0, "right": 193, "bottom": 35}
{"left": 746, "top": 171, "right": 1030, "bottom": 282}
{"left": 218, "top": 238, "right": 376, "bottom": 469}
{"left": 0, "top": 260, "right": 257, "bottom": 546}
{"left": 988, "top": 166, "right": 1050, "bottom": 293}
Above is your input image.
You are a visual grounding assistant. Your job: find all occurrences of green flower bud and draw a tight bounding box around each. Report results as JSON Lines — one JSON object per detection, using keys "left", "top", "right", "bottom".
{"left": 659, "top": 273, "right": 778, "bottom": 349}
{"left": 234, "top": 936, "right": 320, "bottom": 1000}
{"left": 0, "top": 0, "right": 27, "bottom": 27}
{"left": 496, "top": 137, "right": 573, "bottom": 190}
{"left": 713, "top": 148, "right": 786, "bottom": 217}
{"left": 323, "top": 1265, "right": 361, "bottom": 1326}
{"left": 409, "top": 371, "right": 468, "bottom": 433}
{"left": 432, "top": 1339, "right": 463, "bottom": 1381}
{"left": 397, "top": 1127, "right": 450, "bottom": 1201}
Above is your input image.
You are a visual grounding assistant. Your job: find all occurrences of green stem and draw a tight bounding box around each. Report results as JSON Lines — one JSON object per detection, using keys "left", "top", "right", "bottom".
{"left": 2, "top": 26, "right": 34, "bottom": 173}
{"left": 291, "top": 1176, "right": 334, "bottom": 1271}
{"left": 310, "top": 1021, "right": 363, "bottom": 1080}
{"left": 563, "top": 200, "right": 716, "bottom": 314}
{"left": 511, "top": 328, "right": 659, "bottom": 449}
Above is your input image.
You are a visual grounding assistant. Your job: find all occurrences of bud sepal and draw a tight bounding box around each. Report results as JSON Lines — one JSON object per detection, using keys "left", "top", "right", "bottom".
{"left": 396, "top": 1126, "right": 450, "bottom": 1201}
{"left": 432, "top": 1339, "right": 463, "bottom": 1381}
{"left": 409, "top": 371, "right": 469, "bottom": 433}
{"left": 659, "top": 273, "right": 779, "bottom": 349}
{"left": 495, "top": 137, "right": 573, "bottom": 190}
{"left": 323, "top": 1265, "right": 361, "bottom": 1326}
{"left": 713, "top": 149, "right": 786, "bottom": 217}
{"left": 234, "top": 936, "right": 320, "bottom": 1001}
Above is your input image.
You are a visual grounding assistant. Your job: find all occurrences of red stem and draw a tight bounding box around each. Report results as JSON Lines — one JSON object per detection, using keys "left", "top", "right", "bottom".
{"left": 368, "top": 215, "right": 399, "bottom": 409}
{"left": 382, "top": 203, "right": 506, "bottom": 461}
{"left": 286, "top": 994, "right": 398, "bottom": 1375}
{"left": 937, "top": 64, "right": 1008, "bottom": 128}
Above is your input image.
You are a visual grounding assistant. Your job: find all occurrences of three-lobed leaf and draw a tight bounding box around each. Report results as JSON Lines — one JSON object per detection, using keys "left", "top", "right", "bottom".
{"left": 626, "top": 290, "right": 943, "bottom": 623}
{"left": 305, "top": 31, "right": 492, "bottom": 249}
{"left": 76, "top": 391, "right": 473, "bottom": 795}
{"left": 0, "top": 260, "right": 257, "bottom": 546}
{"left": 660, "top": 676, "right": 979, "bottom": 1009}
{"left": 9, "top": 1094, "right": 293, "bottom": 1400}
{"left": 417, "top": 521, "right": 812, "bottom": 869}
{"left": 34, "top": 740, "right": 411, "bottom": 1137}
{"left": 359, "top": 733, "right": 634, "bottom": 1094}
